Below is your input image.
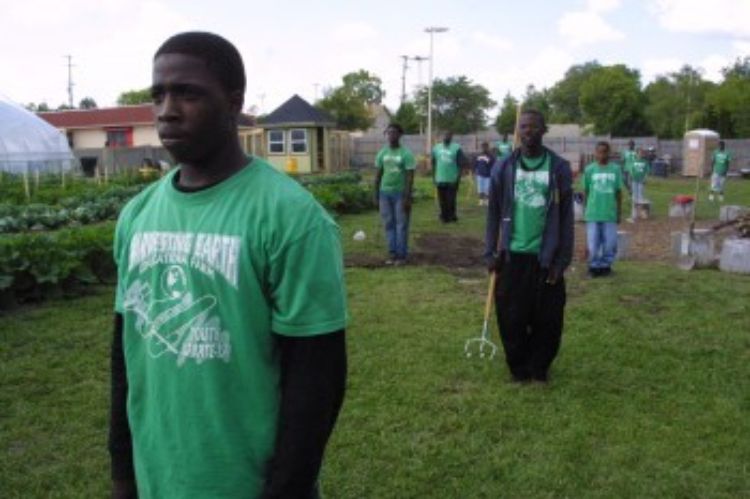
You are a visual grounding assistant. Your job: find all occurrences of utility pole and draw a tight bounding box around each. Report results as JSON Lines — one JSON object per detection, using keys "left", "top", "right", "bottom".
{"left": 400, "top": 55, "right": 410, "bottom": 105}
{"left": 424, "top": 26, "right": 449, "bottom": 156}
{"left": 257, "top": 93, "right": 266, "bottom": 114}
{"left": 65, "top": 55, "right": 75, "bottom": 108}
{"left": 313, "top": 83, "right": 320, "bottom": 102}
{"left": 411, "top": 55, "right": 428, "bottom": 90}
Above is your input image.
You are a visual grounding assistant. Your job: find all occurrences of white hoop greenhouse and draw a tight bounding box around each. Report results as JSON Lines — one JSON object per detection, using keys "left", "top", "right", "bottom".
{"left": 0, "top": 97, "right": 75, "bottom": 174}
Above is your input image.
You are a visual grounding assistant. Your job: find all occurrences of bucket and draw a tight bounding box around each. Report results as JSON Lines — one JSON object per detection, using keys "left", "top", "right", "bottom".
{"left": 616, "top": 230, "right": 631, "bottom": 260}
{"left": 285, "top": 157, "right": 298, "bottom": 174}
{"left": 675, "top": 229, "right": 716, "bottom": 268}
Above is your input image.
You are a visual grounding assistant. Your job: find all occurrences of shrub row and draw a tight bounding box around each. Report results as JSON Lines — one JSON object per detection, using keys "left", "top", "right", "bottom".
{"left": 0, "top": 185, "right": 144, "bottom": 234}
{"left": 0, "top": 223, "right": 116, "bottom": 309}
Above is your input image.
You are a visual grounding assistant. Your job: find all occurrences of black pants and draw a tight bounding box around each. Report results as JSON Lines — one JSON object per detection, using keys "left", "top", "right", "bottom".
{"left": 436, "top": 182, "right": 458, "bottom": 222}
{"left": 495, "top": 252, "right": 566, "bottom": 380}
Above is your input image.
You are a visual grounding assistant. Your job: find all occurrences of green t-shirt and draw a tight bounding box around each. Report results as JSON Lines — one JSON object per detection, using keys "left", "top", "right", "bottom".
{"left": 582, "top": 161, "right": 622, "bottom": 222}
{"left": 622, "top": 149, "right": 637, "bottom": 173}
{"left": 510, "top": 153, "right": 551, "bottom": 254}
{"left": 496, "top": 141, "right": 512, "bottom": 159}
{"left": 712, "top": 150, "right": 731, "bottom": 176}
{"left": 433, "top": 142, "right": 461, "bottom": 183}
{"left": 375, "top": 145, "right": 416, "bottom": 193}
{"left": 113, "top": 157, "right": 348, "bottom": 499}
{"left": 631, "top": 159, "right": 649, "bottom": 182}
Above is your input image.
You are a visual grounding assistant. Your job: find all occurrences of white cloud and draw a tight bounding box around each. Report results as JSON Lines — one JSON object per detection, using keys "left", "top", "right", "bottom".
{"left": 558, "top": 10, "right": 625, "bottom": 46}
{"left": 650, "top": 0, "right": 750, "bottom": 38}
{"left": 330, "top": 22, "right": 378, "bottom": 43}
{"left": 587, "top": 0, "right": 621, "bottom": 12}
{"left": 472, "top": 32, "right": 513, "bottom": 52}
{"left": 641, "top": 58, "right": 684, "bottom": 83}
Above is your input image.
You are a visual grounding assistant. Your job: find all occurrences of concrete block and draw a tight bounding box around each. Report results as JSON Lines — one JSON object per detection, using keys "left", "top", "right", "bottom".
{"left": 719, "top": 205, "right": 749, "bottom": 222}
{"left": 719, "top": 238, "right": 750, "bottom": 274}
{"left": 672, "top": 229, "right": 717, "bottom": 268}
{"left": 616, "top": 230, "right": 631, "bottom": 260}
{"left": 669, "top": 201, "right": 693, "bottom": 218}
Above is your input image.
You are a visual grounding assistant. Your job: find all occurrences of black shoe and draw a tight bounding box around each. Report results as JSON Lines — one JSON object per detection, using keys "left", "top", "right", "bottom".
{"left": 600, "top": 267, "right": 612, "bottom": 277}
{"left": 531, "top": 372, "right": 549, "bottom": 383}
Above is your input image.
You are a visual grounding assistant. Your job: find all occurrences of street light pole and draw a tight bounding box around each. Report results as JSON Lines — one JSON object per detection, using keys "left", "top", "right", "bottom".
{"left": 424, "top": 26, "right": 448, "bottom": 158}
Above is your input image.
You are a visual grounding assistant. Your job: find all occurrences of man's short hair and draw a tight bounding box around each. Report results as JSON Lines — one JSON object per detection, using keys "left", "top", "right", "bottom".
{"left": 155, "top": 32, "right": 246, "bottom": 94}
{"left": 520, "top": 109, "right": 546, "bottom": 126}
{"left": 386, "top": 123, "right": 404, "bottom": 134}
{"left": 719, "top": 140, "right": 725, "bottom": 146}
{"left": 596, "top": 141, "right": 610, "bottom": 150}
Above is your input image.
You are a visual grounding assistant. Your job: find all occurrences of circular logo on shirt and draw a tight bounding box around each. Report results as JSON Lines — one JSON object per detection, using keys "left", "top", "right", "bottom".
{"left": 161, "top": 265, "right": 188, "bottom": 299}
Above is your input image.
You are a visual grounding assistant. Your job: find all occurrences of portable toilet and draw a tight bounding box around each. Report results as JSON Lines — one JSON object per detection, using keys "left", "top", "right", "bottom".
{"left": 682, "top": 129, "right": 719, "bottom": 177}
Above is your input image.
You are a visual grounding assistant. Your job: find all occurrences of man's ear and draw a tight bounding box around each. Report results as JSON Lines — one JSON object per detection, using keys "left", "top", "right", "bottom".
{"left": 228, "top": 90, "right": 244, "bottom": 115}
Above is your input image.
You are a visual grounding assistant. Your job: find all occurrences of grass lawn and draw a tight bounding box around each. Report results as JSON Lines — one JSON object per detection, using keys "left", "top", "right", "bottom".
{"left": 2, "top": 175, "right": 749, "bottom": 498}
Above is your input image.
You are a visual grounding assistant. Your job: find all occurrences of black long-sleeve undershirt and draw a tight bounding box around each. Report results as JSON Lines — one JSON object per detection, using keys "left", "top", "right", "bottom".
{"left": 109, "top": 313, "right": 347, "bottom": 496}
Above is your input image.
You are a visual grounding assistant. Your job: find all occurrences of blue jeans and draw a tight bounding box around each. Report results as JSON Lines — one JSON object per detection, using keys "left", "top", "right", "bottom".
{"left": 586, "top": 222, "right": 618, "bottom": 269}
{"left": 379, "top": 192, "right": 409, "bottom": 259}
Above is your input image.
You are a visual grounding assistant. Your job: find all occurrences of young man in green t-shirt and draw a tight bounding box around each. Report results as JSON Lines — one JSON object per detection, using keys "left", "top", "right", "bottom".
{"left": 709, "top": 140, "right": 731, "bottom": 202}
{"left": 496, "top": 133, "right": 512, "bottom": 161}
{"left": 621, "top": 139, "right": 636, "bottom": 194}
{"left": 582, "top": 141, "right": 622, "bottom": 277}
{"left": 626, "top": 149, "right": 650, "bottom": 222}
{"left": 485, "top": 110, "right": 574, "bottom": 383}
{"left": 109, "top": 32, "right": 348, "bottom": 499}
{"left": 432, "top": 131, "right": 466, "bottom": 222}
{"left": 374, "top": 123, "right": 415, "bottom": 265}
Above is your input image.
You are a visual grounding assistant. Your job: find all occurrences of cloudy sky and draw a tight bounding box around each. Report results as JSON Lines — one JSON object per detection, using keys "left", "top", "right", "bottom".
{"left": 1, "top": 0, "right": 748, "bottom": 115}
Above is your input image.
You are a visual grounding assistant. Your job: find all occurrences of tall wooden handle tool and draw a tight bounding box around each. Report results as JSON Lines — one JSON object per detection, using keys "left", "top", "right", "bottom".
{"left": 678, "top": 162, "right": 703, "bottom": 270}
{"left": 465, "top": 103, "right": 522, "bottom": 359}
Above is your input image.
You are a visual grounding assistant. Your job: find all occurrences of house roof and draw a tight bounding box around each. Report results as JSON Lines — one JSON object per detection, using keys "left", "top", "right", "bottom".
{"left": 38, "top": 105, "right": 154, "bottom": 129}
{"left": 261, "top": 94, "right": 335, "bottom": 127}
{"left": 38, "top": 105, "right": 256, "bottom": 129}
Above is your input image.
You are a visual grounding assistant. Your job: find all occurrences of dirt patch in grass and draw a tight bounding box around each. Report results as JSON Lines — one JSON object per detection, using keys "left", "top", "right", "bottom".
{"left": 345, "top": 232, "right": 486, "bottom": 274}
{"left": 573, "top": 217, "right": 722, "bottom": 263}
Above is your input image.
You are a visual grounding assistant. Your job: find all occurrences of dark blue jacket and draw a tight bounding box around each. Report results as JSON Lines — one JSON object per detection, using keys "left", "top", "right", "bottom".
{"left": 484, "top": 147, "right": 574, "bottom": 273}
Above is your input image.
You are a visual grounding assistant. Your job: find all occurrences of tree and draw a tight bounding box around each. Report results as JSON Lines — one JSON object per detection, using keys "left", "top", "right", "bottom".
{"left": 393, "top": 101, "right": 421, "bottom": 134}
{"left": 644, "top": 66, "right": 713, "bottom": 138}
{"left": 117, "top": 88, "right": 151, "bottom": 105}
{"left": 341, "top": 70, "right": 385, "bottom": 105}
{"left": 315, "top": 70, "right": 386, "bottom": 131}
{"left": 494, "top": 93, "right": 518, "bottom": 135}
{"left": 579, "top": 64, "right": 649, "bottom": 136}
{"left": 547, "top": 61, "right": 601, "bottom": 123}
{"left": 56, "top": 103, "right": 75, "bottom": 110}
{"left": 522, "top": 85, "right": 551, "bottom": 117}
{"left": 704, "top": 57, "right": 750, "bottom": 137}
{"left": 414, "top": 76, "right": 496, "bottom": 134}
{"left": 316, "top": 87, "right": 373, "bottom": 131}
{"left": 79, "top": 97, "right": 98, "bottom": 109}
{"left": 25, "top": 102, "right": 50, "bottom": 112}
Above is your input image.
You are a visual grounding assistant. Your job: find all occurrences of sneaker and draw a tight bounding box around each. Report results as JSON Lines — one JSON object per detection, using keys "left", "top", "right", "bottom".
{"left": 384, "top": 258, "right": 395, "bottom": 265}
{"left": 719, "top": 195, "right": 725, "bottom": 202}
{"left": 709, "top": 194, "right": 714, "bottom": 202}
{"left": 626, "top": 217, "right": 635, "bottom": 223}
{"left": 600, "top": 267, "right": 612, "bottom": 277}
{"left": 393, "top": 259, "right": 407, "bottom": 267}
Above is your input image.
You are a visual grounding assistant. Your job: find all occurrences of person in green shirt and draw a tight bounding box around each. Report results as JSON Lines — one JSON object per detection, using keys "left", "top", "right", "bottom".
{"left": 374, "top": 123, "right": 415, "bottom": 265}
{"left": 627, "top": 149, "right": 650, "bottom": 222}
{"left": 432, "top": 131, "right": 467, "bottom": 222}
{"left": 485, "top": 109, "right": 574, "bottom": 383}
{"left": 496, "top": 133, "right": 512, "bottom": 161}
{"left": 582, "top": 141, "right": 622, "bottom": 277}
{"left": 621, "top": 139, "right": 636, "bottom": 194}
{"left": 709, "top": 140, "right": 731, "bottom": 202}
{"left": 109, "top": 32, "right": 348, "bottom": 499}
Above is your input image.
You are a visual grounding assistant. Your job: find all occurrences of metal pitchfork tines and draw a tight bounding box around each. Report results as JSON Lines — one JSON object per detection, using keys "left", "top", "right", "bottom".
{"left": 464, "top": 273, "right": 499, "bottom": 359}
